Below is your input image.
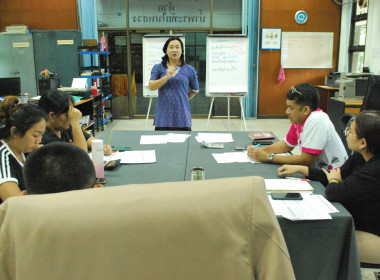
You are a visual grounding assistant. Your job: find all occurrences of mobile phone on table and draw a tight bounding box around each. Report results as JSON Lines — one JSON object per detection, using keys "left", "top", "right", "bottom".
{"left": 96, "top": 178, "right": 106, "bottom": 184}
{"left": 234, "top": 146, "right": 247, "bottom": 150}
{"left": 271, "top": 192, "right": 303, "bottom": 200}
{"left": 252, "top": 140, "right": 273, "bottom": 145}
{"left": 104, "top": 159, "right": 121, "bottom": 170}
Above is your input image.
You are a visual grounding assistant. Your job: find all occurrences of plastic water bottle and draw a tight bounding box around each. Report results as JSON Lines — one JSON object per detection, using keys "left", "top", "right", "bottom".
{"left": 91, "top": 139, "right": 104, "bottom": 180}
{"left": 20, "top": 93, "right": 29, "bottom": 103}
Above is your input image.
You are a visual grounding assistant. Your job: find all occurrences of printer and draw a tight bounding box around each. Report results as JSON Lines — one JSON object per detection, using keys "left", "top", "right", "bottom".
{"left": 57, "top": 78, "right": 93, "bottom": 99}
{"left": 326, "top": 72, "right": 341, "bottom": 88}
{"left": 336, "top": 73, "right": 370, "bottom": 98}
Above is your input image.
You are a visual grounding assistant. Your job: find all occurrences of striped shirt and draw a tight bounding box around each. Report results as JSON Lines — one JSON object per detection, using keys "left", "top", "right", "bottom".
{"left": 0, "top": 140, "right": 25, "bottom": 203}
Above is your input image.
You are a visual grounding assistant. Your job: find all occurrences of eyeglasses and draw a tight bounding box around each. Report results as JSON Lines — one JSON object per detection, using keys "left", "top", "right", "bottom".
{"left": 343, "top": 127, "right": 355, "bottom": 136}
{"left": 291, "top": 86, "right": 304, "bottom": 96}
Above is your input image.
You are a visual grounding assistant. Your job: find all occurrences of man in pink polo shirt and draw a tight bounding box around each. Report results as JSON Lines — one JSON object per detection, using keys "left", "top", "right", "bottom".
{"left": 248, "top": 83, "right": 347, "bottom": 170}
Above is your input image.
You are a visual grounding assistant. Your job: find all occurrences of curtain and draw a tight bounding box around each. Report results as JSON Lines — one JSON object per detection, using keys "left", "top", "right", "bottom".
{"left": 77, "top": 0, "right": 99, "bottom": 67}
{"left": 246, "top": 0, "right": 259, "bottom": 117}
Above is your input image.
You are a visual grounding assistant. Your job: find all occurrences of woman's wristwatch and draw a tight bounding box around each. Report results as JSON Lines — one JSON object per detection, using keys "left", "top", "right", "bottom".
{"left": 268, "top": 153, "right": 275, "bottom": 163}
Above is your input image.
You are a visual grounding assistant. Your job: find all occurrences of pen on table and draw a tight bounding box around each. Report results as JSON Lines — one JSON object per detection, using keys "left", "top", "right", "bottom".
{"left": 106, "top": 131, "right": 113, "bottom": 146}
{"left": 111, "top": 147, "right": 132, "bottom": 152}
{"left": 285, "top": 177, "right": 310, "bottom": 181}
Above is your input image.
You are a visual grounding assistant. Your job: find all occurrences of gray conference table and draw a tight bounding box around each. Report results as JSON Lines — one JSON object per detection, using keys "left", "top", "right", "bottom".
{"left": 100, "top": 130, "right": 361, "bottom": 280}
{"left": 102, "top": 130, "right": 189, "bottom": 185}
{"left": 186, "top": 131, "right": 361, "bottom": 280}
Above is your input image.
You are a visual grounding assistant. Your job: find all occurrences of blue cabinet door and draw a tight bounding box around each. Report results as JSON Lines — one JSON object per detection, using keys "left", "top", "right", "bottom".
{"left": 33, "top": 30, "right": 81, "bottom": 87}
{"left": 0, "top": 34, "right": 37, "bottom": 96}
{"left": 0, "top": 35, "right": 13, "bottom": 77}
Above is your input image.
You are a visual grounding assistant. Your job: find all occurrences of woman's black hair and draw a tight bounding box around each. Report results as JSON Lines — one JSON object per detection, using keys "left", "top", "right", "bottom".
{"left": 38, "top": 89, "right": 74, "bottom": 116}
{"left": 0, "top": 102, "right": 46, "bottom": 140}
{"left": 161, "top": 36, "right": 185, "bottom": 68}
{"left": 355, "top": 110, "right": 380, "bottom": 156}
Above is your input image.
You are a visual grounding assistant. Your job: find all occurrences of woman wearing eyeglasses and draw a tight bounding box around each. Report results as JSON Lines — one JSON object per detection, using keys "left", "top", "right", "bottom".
{"left": 278, "top": 110, "right": 380, "bottom": 264}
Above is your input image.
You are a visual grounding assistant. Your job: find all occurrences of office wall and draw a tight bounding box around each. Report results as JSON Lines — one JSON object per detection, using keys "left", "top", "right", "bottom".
{"left": 0, "top": 0, "right": 78, "bottom": 31}
{"left": 96, "top": 0, "right": 242, "bottom": 29}
{"left": 258, "top": 1, "right": 341, "bottom": 117}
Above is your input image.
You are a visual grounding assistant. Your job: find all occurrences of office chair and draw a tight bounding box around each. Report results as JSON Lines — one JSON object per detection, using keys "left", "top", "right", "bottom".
{"left": 0, "top": 176, "right": 296, "bottom": 280}
{"left": 360, "top": 75, "right": 380, "bottom": 111}
{"left": 340, "top": 75, "right": 380, "bottom": 155}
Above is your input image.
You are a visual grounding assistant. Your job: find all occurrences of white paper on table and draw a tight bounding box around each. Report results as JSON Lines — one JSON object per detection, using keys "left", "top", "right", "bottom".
{"left": 166, "top": 133, "right": 190, "bottom": 143}
{"left": 140, "top": 133, "right": 190, "bottom": 144}
{"left": 119, "top": 150, "right": 156, "bottom": 164}
{"left": 195, "top": 133, "right": 234, "bottom": 143}
{"left": 268, "top": 194, "right": 333, "bottom": 221}
{"left": 30, "top": 96, "right": 41, "bottom": 101}
{"left": 307, "top": 194, "right": 339, "bottom": 213}
{"left": 88, "top": 151, "right": 123, "bottom": 162}
{"left": 140, "top": 135, "right": 168, "bottom": 144}
{"left": 212, "top": 152, "right": 256, "bottom": 163}
{"left": 103, "top": 151, "right": 123, "bottom": 162}
{"left": 264, "top": 179, "right": 314, "bottom": 192}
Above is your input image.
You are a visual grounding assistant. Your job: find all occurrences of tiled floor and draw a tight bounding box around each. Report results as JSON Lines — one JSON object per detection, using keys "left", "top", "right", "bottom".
{"left": 362, "top": 268, "right": 380, "bottom": 280}
{"left": 99, "top": 117, "right": 290, "bottom": 138}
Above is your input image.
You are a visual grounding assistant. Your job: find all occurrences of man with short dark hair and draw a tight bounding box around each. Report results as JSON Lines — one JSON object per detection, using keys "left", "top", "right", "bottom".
{"left": 248, "top": 83, "right": 348, "bottom": 170}
{"left": 23, "top": 142, "right": 102, "bottom": 194}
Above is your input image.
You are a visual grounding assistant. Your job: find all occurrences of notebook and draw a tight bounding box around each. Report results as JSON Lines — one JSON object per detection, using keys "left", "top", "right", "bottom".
{"left": 249, "top": 131, "right": 275, "bottom": 140}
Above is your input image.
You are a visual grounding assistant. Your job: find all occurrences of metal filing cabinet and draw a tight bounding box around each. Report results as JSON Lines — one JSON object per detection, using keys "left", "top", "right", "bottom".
{"left": 0, "top": 34, "right": 37, "bottom": 96}
{"left": 33, "top": 30, "right": 82, "bottom": 88}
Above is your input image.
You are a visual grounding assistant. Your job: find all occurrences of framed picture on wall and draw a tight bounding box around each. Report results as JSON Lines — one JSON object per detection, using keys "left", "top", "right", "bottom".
{"left": 261, "top": 28, "right": 282, "bottom": 50}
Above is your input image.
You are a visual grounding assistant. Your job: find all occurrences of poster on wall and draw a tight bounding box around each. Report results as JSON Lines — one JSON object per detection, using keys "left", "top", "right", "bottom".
{"left": 281, "top": 32, "right": 333, "bottom": 69}
{"left": 261, "top": 28, "right": 281, "bottom": 50}
{"left": 129, "top": 0, "right": 210, "bottom": 28}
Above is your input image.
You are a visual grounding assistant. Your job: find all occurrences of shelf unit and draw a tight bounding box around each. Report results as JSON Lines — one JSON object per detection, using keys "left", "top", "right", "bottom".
{"left": 78, "top": 46, "right": 113, "bottom": 131}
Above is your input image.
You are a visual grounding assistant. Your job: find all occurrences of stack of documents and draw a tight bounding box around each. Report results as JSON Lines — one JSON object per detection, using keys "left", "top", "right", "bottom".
{"left": 212, "top": 152, "right": 255, "bottom": 163}
{"left": 264, "top": 179, "right": 314, "bottom": 193}
{"left": 140, "top": 133, "right": 190, "bottom": 144}
{"left": 91, "top": 150, "right": 156, "bottom": 164}
{"left": 268, "top": 193, "right": 339, "bottom": 221}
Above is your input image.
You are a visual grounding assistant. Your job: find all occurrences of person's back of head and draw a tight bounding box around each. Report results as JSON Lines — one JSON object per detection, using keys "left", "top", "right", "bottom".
{"left": 24, "top": 142, "right": 96, "bottom": 194}
{"left": 286, "top": 83, "right": 320, "bottom": 111}
{"left": 355, "top": 110, "right": 380, "bottom": 157}
{"left": 38, "top": 89, "right": 73, "bottom": 116}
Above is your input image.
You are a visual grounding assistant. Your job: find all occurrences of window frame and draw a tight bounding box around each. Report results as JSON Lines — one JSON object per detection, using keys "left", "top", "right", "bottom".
{"left": 348, "top": 2, "right": 368, "bottom": 72}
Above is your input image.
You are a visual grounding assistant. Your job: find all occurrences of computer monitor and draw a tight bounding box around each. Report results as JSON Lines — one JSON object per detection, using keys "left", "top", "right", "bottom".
{"left": 0, "top": 77, "right": 21, "bottom": 97}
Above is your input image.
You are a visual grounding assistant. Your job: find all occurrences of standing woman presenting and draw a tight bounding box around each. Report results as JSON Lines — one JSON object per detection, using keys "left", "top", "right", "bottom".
{"left": 149, "top": 37, "right": 199, "bottom": 131}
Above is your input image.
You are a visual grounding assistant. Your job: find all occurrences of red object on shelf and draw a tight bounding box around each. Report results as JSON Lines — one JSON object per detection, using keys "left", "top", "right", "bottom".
{"left": 91, "top": 87, "right": 98, "bottom": 96}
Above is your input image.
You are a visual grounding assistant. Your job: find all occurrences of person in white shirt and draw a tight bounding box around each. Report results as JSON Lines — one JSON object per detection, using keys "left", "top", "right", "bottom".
{"left": 247, "top": 83, "right": 347, "bottom": 169}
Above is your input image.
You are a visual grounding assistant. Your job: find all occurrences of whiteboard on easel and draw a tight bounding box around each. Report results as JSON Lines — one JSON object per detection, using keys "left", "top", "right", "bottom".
{"left": 143, "top": 35, "right": 185, "bottom": 98}
{"left": 206, "top": 35, "right": 249, "bottom": 97}
{"left": 281, "top": 32, "right": 333, "bottom": 69}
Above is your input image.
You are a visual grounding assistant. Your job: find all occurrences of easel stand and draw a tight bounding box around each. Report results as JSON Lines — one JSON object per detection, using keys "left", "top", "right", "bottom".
{"left": 145, "top": 97, "right": 154, "bottom": 130}
{"left": 207, "top": 95, "right": 247, "bottom": 131}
